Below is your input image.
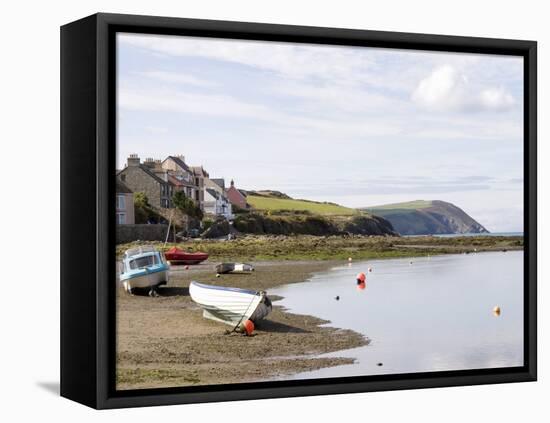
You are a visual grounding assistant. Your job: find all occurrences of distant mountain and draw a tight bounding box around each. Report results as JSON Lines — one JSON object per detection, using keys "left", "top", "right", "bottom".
{"left": 361, "top": 200, "right": 489, "bottom": 236}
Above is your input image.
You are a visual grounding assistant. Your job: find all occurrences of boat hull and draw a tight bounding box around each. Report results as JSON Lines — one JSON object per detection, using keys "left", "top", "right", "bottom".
{"left": 189, "top": 281, "right": 271, "bottom": 326}
{"left": 165, "top": 248, "right": 209, "bottom": 265}
{"left": 120, "top": 268, "right": 168, "bottom": 291}
{"left": 215, "top": 263, "right": 255, "bottom": 274}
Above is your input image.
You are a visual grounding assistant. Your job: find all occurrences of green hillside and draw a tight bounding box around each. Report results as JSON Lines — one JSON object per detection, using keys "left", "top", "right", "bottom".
{"left": 233, "top": 191, "right": 397, "bottom": 236}
{"left": 362, "top": 200, "right": 489, "bottom": 236}
{"left": 247, "top": 195, "right": 358, "bottom": 216}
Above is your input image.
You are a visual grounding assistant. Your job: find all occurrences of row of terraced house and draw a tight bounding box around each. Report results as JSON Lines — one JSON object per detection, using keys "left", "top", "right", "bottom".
{"left": 116, "top": 154, "right": 249, "bottom": 225}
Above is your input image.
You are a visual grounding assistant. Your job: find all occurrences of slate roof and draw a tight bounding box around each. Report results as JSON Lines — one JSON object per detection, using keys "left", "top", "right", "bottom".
{"left": 139, "top": 165, "right": 171, "bottom": 185}
{"left": 206, "top": 188, "right": 221, "bottom": 200}
{"left": 166, "top": 156, "right": 192, "bottom": 173}
{"left": 211, "top": 178, "right": 225, "bottom": 190}
{"left": 116, "top": 179, "right": 133, "bottom": 194}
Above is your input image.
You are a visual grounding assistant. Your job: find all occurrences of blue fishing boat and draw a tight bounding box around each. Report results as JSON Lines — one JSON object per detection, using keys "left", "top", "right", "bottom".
{"left": 119, "top": 246, "right": 169, "bottom": 296}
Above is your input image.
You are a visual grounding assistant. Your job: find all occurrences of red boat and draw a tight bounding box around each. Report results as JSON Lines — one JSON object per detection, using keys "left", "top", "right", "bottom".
{"left": 164, "top": 247, "right": 209, "bottom": 265}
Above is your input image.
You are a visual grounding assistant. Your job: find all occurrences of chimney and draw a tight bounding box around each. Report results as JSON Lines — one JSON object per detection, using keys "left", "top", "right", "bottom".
{"left": 127, "top": 154, "right": 140, "bottom": 167}
{"left": 144, "top": 158, "right": 156, "bottom": 169}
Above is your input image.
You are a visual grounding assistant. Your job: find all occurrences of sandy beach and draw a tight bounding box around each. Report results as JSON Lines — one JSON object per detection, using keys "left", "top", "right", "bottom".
{"left": 116, "top": 260, "right": 368, "bottom": 390}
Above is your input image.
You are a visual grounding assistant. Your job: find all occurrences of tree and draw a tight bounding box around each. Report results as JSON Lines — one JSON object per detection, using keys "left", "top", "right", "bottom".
{"left": 134, "top": 192, "right": 150, "bottom": 208}
{"left": 172, "top": 191, "right": 203, "bottom": 220}
{"left": 133, "top": 192, "right": 156, "bottom": 224}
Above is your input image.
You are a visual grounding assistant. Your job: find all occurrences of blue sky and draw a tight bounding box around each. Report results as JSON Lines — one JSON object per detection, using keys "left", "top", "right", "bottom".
{"left": 117, "top": 33, "right": 524, "bottom": 232}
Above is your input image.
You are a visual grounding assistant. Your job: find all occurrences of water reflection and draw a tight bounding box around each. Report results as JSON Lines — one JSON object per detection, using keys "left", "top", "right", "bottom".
{"left": 271, "top": 251, "right": 523, "bottom": 380}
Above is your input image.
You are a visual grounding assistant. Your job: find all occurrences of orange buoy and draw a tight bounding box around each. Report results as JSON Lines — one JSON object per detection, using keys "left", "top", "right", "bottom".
{"left": 357, "top": 281, "right": 366, "bottom": 291}
{"left": 356, "top": 272, "right": 366, "bottom": 283}
{"left": 242, "top": 319, "right": 255, "bottom": 335}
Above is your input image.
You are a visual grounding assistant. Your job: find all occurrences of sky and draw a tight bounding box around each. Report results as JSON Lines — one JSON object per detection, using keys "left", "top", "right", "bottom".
{"left": 117, "top": 33, "right": 524, "bottom": 232}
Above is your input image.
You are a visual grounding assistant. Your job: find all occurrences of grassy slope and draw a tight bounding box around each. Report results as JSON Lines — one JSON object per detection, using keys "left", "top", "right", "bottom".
{"left": 247, "top": 195, "right": 358, "bottom": 216}
{"left": 366, "top": 200, "right": 433, "bottom": 210}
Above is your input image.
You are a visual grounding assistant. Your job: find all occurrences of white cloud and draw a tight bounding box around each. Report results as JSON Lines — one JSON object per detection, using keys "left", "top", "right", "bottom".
{"left": 412, "top": 65, "right": 516, "bottom": 112}
{"left": 144, "top": 125, "right": 169, "bottom": 134}
{"left": 136, "top": 71, "right": 217, "bottom": 87}
{"left": 479, "top": 87, "right": 516, "bottom": 111}
{"left": 119, "top": 33, "right": 374, "bottom": 83}
{"left": 119, "top": 86, "right": 270, "bottom": 119}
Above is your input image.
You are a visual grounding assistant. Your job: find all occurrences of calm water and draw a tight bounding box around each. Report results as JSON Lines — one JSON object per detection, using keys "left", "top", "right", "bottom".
{"left": 271, "top": 251, "right": 523, "bottom": 380}
{"left": 404, "top": 232, "right": 524, "bottom": 238}
{"left": 434, "top": 232, "right": 524, "bottom": 238}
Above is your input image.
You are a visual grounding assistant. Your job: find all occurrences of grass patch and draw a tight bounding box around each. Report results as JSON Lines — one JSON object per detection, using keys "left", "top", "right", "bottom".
{"left": 247, "top": 195, "right": 358, "bottom": 216}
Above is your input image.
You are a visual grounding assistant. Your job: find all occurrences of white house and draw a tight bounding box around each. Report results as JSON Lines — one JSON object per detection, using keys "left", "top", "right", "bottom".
{"left": 204, "top": 187, "right": 233, "bottom": 220}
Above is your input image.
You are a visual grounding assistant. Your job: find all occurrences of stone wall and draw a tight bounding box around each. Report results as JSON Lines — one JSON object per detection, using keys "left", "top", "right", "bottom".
{"left": 116, "top": 224, "right": 175, "bottom": 244}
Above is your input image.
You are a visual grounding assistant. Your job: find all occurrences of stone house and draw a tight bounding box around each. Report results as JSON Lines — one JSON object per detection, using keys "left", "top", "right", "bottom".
{"left": 190, "top": 166, "right": 209, "bottom": 210}
{"left": 117, "top": 154, "right": 174, "bottom": 209}
{"left": 226, "top": 179, "right": 249, "bottom": 209}
{"left": 116, "top": 179, "right": 135, "bottom": 224}
{"left": 161, "top": 155, "right": 201, "bottom": 206}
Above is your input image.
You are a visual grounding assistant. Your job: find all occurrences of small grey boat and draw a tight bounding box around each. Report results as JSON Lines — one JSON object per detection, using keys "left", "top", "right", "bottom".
{"left": 215, "top": 262, "right": 255, "bottom": 274}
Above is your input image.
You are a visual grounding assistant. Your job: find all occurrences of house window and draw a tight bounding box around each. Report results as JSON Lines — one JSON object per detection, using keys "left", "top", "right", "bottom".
{"left": 116, "top": 212, "right": 126, "bottom": 224}
{"left": 116, "top": 195, "right": 125, "bottom": 210}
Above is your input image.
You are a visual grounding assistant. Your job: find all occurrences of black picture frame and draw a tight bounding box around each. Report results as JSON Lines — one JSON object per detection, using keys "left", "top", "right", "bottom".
{"left": 60, "top": 12, "right": 537, "bottom": 409}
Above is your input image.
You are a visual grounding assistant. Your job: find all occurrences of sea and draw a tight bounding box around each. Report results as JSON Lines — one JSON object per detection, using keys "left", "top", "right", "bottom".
{"left": 270, "top": 250, "right": 524, "bottom": 380}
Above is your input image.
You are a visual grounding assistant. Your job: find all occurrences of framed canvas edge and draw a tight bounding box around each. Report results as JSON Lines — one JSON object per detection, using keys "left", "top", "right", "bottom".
{"left": 63, "top": 12, "right": 537, "bottom": 409}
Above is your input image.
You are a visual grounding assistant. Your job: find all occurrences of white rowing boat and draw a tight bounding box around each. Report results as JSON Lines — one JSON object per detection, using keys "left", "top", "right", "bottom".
{"left": 189, "top": 281, "right": 272, "bottom": 326}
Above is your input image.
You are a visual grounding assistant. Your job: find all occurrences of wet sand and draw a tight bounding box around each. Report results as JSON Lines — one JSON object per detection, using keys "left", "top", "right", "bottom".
{"left": 116, "top": 260, "right": 368, "bottom": 390}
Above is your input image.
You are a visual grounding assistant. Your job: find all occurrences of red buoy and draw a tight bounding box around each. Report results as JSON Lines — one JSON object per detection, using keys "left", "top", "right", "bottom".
{"left": 243, "top": 319, "right": 255, "bottom": 336}
{"left": 357, "top": 281, "right": 366, "bottom": 291}
{"left": 356, "top": 272, "right": 366, "bottom": 283}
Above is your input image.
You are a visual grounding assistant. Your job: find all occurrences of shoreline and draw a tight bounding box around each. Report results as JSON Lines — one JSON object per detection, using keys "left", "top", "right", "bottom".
{"left": 116, "top": 260, "right": 368, "bottom": 390}
{"left": 116, "top": 238, "right": 524, "bottom": 390}
{"left": 117, "top": 234, "right": 524, "bottom": 262}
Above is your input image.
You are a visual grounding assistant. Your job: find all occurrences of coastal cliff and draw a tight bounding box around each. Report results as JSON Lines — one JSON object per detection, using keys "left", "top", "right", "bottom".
{"left": 361, "top": 200, "right": 489, "bottom": 236}
{"left": 237, "top": 191, "right": 398, "bottom": 236}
